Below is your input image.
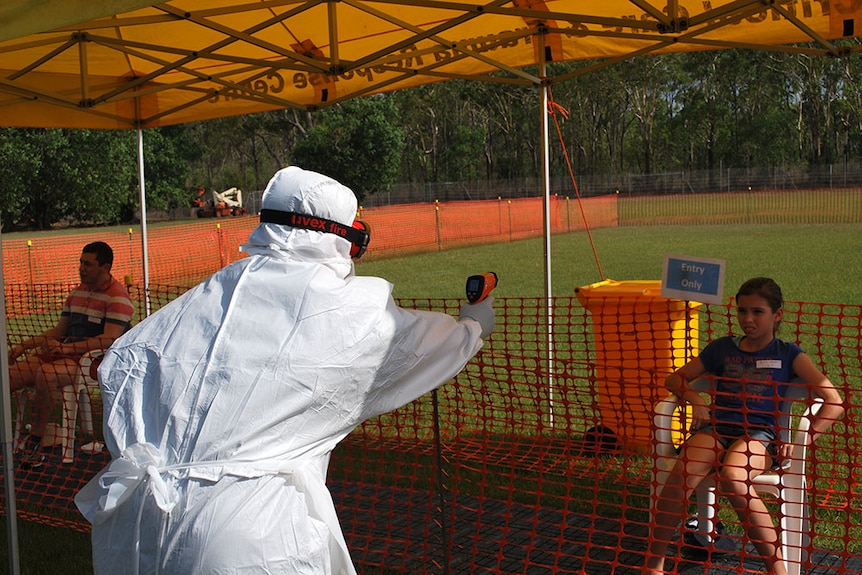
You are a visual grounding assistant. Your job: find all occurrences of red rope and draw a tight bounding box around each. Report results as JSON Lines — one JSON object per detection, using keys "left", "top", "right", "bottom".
{"left": 547, "top": 86, "right": 606, "bottom": 280}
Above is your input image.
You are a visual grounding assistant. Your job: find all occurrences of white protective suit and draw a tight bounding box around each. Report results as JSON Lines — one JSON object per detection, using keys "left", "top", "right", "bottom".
{"left": 76, "top": 166, "right": 490, "bottom": 575}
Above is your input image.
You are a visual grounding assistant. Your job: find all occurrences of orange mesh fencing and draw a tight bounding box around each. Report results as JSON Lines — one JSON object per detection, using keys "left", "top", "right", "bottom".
{"left": 3, "top": 287, "right": 861, "bottom": 574}
{"left": 1, "top": 195, "right": 617, "bottom": 288}
{"left": 4, "top": 188, "right": 859, "bottom": 288}
{"left": 2, "top": 191, "right": 861, "bottom": 573}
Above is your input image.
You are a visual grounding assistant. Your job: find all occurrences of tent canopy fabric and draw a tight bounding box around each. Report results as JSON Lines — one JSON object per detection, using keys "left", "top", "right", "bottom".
{"left": 1, "top": 0, "right": 860, "bottom": 129}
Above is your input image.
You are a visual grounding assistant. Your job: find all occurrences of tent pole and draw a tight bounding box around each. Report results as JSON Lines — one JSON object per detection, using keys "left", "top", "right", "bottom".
{"left": 136, "top": 127, "right": 152, "bottom": 316}
{"left": 539, "top": 35, "right": 555, "bottom": 427}
{"left": 0, "top": 235, "right": 22, "bottom": 575}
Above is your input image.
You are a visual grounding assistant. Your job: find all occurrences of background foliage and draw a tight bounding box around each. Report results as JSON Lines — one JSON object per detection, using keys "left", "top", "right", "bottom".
{"left": 3, "top": 47, "right": 862, "bottom": 229}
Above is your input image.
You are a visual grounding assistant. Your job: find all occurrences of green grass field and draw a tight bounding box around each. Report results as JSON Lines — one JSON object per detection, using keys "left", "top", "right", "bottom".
{"left": 3, "top": 221, "right": 860, "bottom": 574}
{"left": 358, "top": 222, "right": 862, "bottom": 304}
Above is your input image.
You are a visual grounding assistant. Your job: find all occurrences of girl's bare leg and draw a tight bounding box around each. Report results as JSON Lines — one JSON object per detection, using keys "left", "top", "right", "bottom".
{"left": 720, "top": 441, "right": 788, "bottom": 575}
{"left": 644, "top": 434, "right": 721, "bottom": 575}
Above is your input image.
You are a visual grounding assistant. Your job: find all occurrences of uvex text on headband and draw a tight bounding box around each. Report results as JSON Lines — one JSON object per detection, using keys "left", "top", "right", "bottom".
{"left": 259, "top": 208, "right": 371, "bottom": 259}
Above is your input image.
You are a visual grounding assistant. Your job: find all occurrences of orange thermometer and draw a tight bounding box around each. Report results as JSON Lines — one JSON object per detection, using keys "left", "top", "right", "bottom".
{"left": 465, "top": 272, "right": 498, "bottom": 304}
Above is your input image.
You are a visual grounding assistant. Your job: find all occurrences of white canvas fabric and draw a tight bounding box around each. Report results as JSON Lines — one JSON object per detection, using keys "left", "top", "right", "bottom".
{"left": 76, "top": 167, "right": 486, "bottom": 575}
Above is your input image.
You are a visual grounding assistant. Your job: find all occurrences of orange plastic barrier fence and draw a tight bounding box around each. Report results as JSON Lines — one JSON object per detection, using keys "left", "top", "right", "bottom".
{"left": 1, "top": 195, "right": 617, "bottom": 288}
{"left": 3, "top": 192, "right": 860, "bottom": 573}
{"left": 3, "top": 285, "right": 861, "bottom": 575}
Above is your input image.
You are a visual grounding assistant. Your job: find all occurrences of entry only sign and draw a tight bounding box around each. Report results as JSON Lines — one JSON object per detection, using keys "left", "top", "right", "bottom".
{"left": 661, "top": 254, "right": 726, "bottom": 305}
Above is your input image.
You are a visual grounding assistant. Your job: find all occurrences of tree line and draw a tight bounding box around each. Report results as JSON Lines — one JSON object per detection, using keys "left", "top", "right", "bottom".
{"left": 2, "top": 47, "right": 862, "bottom": 231}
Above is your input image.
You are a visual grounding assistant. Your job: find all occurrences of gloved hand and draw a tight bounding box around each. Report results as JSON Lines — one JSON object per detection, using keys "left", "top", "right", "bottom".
{"left": 459, "top": 296, "right": 496, "bottom": 339}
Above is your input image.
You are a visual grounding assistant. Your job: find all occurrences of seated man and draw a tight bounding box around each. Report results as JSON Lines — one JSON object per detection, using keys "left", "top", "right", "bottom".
{"left": 8, "top": 241, "right": 134, "bottom": 469}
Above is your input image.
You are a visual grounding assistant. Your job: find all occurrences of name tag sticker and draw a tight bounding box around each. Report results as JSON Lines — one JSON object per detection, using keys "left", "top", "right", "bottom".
{"left": 88, "top": 315, "right": 102, "bottom": 324}
{"left": 756, "top": 359, "right": 782, "bottom": 369}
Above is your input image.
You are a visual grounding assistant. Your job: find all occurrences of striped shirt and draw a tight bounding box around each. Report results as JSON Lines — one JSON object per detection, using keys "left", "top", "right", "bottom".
{"left": 61, "top": 276, "right": 134, "bottom": 339}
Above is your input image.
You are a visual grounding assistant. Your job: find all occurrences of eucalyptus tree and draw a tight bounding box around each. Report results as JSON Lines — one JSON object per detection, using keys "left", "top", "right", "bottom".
{"left": 550, "top": 61, "right": 635, "bottom": 176}
{"left": 0, "top": 126, "right": 200, "bottom": 230}
{"left": 290, "top": 96, "right": 404, "bottom": 201}
{"left": 783, "top": 50, "right": 857, "bottom": 166}
{"left": 831, "top": 53, "right": 862, "bottom": 164}
{"left": 140, "top": 126, "right": 204, "bottom": 214}
{"left": 729, "top": 51, "right": 797, "bottom": 169}
{"left": 0, "top": 128, "right": 136, "bottom": 230}
{"left": 453, "top": 78, "right": 538, "bottom": 180}
{"left": 392, "top": 81, "right": 495, "bottom": 183}
{"left": 617, "top": 55, "right": 677, "bottom": 174}
{"left": 184, "top": 113, "right": 294, "bottom": 193}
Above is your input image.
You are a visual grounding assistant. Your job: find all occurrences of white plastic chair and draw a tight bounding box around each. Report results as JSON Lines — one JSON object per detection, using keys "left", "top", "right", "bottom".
{"left": 652, "top": 377, "right": 822, "bottom": 575}
{"left": 14, "top": 349, "right": 104, "bottom": 464}
{"left": 62, "top": 349, "right": 105, "bottom": 462}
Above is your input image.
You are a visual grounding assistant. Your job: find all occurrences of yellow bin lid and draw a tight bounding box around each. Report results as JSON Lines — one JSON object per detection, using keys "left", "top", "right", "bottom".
{"left": 575, "top": 279, "right": 666, "bottom": 306}
{"left": 575, "top": 279, "right": 703, "bottom": 308}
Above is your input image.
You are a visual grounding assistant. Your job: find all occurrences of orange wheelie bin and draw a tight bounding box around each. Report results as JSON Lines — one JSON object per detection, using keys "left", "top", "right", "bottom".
{"left": 575, "top": 279, "right": 701, "bottom": 453}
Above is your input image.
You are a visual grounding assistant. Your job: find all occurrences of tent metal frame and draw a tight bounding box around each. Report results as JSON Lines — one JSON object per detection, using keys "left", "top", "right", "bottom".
{"left": 2, "top": 1, "right": 861, "bottom": 572}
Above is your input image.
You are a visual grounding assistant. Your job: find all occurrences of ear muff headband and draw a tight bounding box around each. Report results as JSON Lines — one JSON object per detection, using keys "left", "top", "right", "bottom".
{"left": 259, "top": 209, "right": 370, "bottom": 259}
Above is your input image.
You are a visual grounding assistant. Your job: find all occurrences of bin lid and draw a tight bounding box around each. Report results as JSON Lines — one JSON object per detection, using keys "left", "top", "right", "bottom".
{"left": 575, "top": 279, "right": 670, "bottom": 305}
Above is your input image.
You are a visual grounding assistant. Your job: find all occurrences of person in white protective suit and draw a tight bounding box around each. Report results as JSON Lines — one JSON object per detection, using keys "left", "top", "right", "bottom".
{"left": 75, "top": 166, "right": 496, "bottom": 575}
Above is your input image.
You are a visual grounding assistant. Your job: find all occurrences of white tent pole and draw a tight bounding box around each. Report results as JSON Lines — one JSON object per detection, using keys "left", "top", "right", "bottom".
{"left": 0, "top": 235, "right": 23, "bottom": 575}
{"left": 539, "top": 34, "right": 555, "bottom": 428}
{"left": 136, "top": 127, "right": 152, "bottom": 316}
{"left": 0, "top": 123, "right": 149, "bottom": 575}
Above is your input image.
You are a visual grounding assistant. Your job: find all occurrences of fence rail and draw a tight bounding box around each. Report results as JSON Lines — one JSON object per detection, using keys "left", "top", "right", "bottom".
{"left": 356, "top": 164, "right": 862, "bottom": 207}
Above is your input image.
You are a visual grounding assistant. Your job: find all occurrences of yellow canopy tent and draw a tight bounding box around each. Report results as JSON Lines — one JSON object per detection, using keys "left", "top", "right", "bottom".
{"left": 2, "top": 0, "right": 858, "bottom": 318}
{"left": 1, "top": 0, "right": 858, "bottom": 278}
{"left": 0, "top": 0, "right": 860, "bottom": 128}
{"left": 0, "top": 2, "right": 860, "bottom": 573}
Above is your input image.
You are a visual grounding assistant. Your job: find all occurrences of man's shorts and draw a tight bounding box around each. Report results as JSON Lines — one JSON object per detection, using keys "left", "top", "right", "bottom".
{"left": 35, "top": 337, "right": 86, "bottom": 363}
{"left": 35, "top": 351, "right": 83, "bottom": 363}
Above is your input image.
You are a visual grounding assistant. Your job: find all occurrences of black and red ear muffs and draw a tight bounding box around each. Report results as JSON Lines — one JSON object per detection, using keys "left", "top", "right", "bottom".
{"left": 259, "top": 208, "right": 371, "bottom": 259}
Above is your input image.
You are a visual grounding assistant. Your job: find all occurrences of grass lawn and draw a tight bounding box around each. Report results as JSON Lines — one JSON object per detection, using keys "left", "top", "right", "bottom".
{"left": 6, "top": 221, "right": 861, "bottom": 574}
{"left": 357, "top": 223, "right": 862, "bottom": 304}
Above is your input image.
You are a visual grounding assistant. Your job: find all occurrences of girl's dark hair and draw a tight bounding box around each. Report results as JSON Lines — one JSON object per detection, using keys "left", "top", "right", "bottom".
{"left": 736, "top": 277, "right": 783, "bottom": 312}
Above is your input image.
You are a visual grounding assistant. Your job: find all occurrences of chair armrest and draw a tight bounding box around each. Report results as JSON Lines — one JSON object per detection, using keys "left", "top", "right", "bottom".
{"left": 654, "top": 395, "right": 683, "bottom": 462}
{"left": 78, "top": 349, "right": 106, "bottom": 388}
{"left": 652, "top": 379, "right": 711, "bottom": 477}
{"left": 782, "top": 398, "right": 824, "bottom": 481}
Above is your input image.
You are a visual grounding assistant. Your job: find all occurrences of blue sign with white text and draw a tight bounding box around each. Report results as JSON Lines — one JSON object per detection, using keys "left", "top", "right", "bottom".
{"left": 661, "top": 254, "right": 726, "bottom": 304}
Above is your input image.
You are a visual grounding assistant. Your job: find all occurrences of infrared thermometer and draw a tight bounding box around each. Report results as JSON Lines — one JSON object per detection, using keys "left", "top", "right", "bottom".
{"left": 465, "top": 272, "right": 498, "bottom": 304}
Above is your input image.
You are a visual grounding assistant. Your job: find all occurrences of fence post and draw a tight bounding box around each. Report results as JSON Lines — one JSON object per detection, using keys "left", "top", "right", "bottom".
{"left": 432, "top": 389, "right": 450, "bottom": 574}
{"left": 26, "top": 240, "right": 33, "bottom": 310}
{"left": 217, "top": 223, "right": 225, "bottom": 268}
{"left": 127, "top": 228, "right": 135, "bottom": 286}
{"left": 508, "top": 200, "right": 513, "bottom": 242}
{"left": 435, "top": 200, "right": 442, "bottom": 251}
{"left": 498, "top": 197, "right": 503, "bottom": 238}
